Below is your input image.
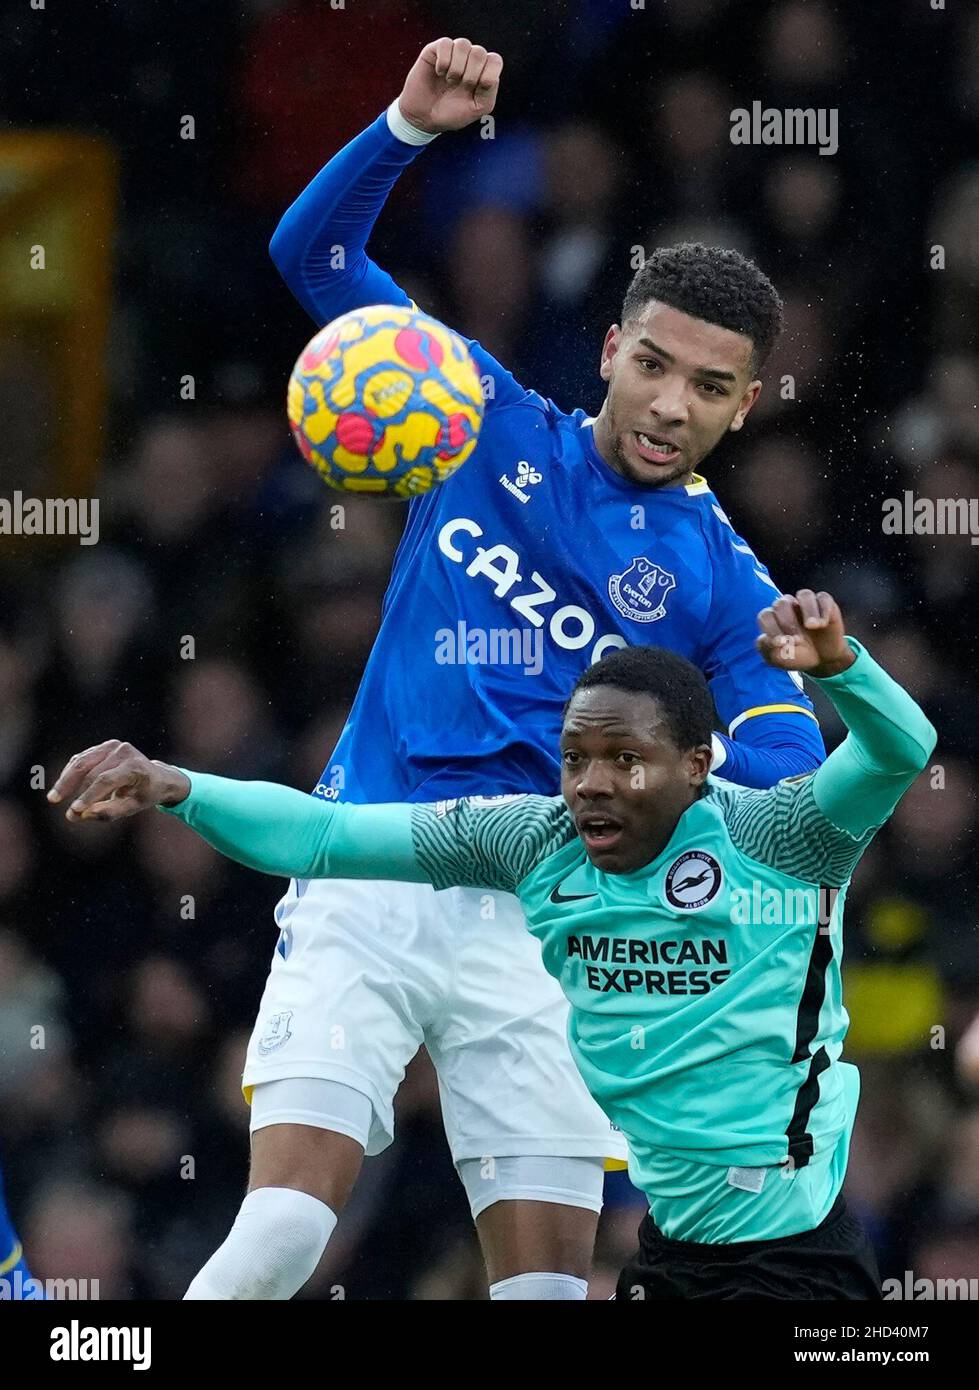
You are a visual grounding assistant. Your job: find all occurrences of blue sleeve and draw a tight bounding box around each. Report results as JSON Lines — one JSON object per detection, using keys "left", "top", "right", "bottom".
{"left": 269, "top": 111, "right": 527, "bottom": 413}
{"left": 697, "top": 513, "right": 825, "bottom": 789}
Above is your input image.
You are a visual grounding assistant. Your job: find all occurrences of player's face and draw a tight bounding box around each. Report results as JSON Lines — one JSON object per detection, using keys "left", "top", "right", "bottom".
{"left": 560, "top": 687, "right": 712, "bottom": 874}
{"left": 593, "top": 301, "right": 762, "bottom": 489}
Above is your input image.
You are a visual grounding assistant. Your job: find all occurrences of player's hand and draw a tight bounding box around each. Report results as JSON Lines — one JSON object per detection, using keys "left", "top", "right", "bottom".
{"left": 756, "top": 590, "right": 856, "bottom": 678}
{"left": 47, "top": 741, "right": 190, "bottom": 822}
{"left": 397, "top": 38, "right": 502, "bottom": 135}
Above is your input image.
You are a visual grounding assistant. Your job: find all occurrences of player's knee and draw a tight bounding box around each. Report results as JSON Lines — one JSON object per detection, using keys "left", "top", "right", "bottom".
{"left": 185, "top": 1187, "right": 338, "bottom": 1300}
{"left": 250, "top": 1187, "right": 334, "bottom": 1283}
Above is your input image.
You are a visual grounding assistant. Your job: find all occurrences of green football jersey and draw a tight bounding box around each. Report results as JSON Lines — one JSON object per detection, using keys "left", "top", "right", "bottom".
{"left": 166, "top": 640, "right": 936, "bottom": 1241}
{"left": 409, "top": 781, "right": 862, "bottom": 1240}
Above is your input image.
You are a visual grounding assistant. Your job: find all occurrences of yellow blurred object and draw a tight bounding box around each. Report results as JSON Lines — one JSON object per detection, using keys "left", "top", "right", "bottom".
{"left": 844, "top": 961, "right": 944, "bottom": 1054}
{"left": 0, "top": 131, "right": 116, "bottom": 500}
{"left": 865, "top": 897, "right": 929, "bottom": 952}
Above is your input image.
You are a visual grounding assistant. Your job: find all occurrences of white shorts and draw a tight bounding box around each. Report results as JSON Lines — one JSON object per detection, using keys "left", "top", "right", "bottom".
{"left": 243, "top": 876, "right": 627, "bottom": 1164}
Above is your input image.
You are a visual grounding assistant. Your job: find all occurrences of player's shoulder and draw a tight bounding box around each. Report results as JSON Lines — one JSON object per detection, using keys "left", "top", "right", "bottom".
{"left": 525, "top": 395, "right": 593, "bottom": 439}
{"left": 694, "top": 486, "right": 782, "bottom": 591}
{"left": 707, "top": 769, "right": 816, "bottom": 801}
{"left": 458, "top": 791, "right": 568, "bottom": 825}
{"left": 554, "top": 404, "right": 598, "bottom": 431}
{"left": 451, "top": 793, "right": 576, "bottom": 880}
{"left": 473, "top": 373, "right": 583, "bottom": 449}
{"left": 475, "top": 354, "right": 579, "bottom": 424}
{"left": 467, "top": 792, "right": 574, "bottom": 851}
{"left": 695, "top": 487, "right": 751, "bottom": 549}
{"left": 705, "top": 771, "right": 820, "bottom": 851}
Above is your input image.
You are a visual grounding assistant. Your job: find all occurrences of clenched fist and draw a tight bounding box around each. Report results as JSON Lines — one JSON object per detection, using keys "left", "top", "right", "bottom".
{"left": 756, "top": 590, "right": 856, "bottom": 679}
{"left": 397, "top": 37, "right": 503, "bottom": 135}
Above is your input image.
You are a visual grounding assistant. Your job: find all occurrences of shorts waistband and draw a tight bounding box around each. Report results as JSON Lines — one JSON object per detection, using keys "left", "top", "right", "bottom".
{"left": 641, "top": 1192, "right": 847, "bottom": 1260}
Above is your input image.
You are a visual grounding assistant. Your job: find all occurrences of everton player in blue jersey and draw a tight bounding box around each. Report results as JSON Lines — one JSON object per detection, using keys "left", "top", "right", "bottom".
{"left": 0, "top": 1166, "right": 40, "bottom": 1299}
{"left": 183, "top": 38, "right": 826, "bottom": 1301}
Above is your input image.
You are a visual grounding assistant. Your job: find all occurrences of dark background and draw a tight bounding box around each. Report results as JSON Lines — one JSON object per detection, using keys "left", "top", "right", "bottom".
{"left": 0, "top": 0, "right": 977, "bottom": 1298}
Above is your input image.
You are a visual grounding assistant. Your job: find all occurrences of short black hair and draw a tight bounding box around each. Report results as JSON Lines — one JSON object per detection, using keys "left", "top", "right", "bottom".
{"left": 621, "top": 243, "right": 783, "bottom": 374}
{"left": 564, "top": 646, "right": 715, "bottom": 751}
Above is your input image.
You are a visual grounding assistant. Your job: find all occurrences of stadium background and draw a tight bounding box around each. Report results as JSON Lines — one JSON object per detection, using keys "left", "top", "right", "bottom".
{"left": 1, "top": 0, "right": 978, "bottom": 1299}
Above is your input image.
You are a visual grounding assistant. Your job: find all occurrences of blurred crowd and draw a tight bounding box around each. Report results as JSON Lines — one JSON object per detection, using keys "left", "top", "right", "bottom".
{"left": 1, "top": 0, "right": 978, "bottom": 1298}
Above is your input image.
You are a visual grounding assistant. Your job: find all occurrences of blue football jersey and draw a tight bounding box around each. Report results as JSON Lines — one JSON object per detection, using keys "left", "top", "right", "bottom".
{"left": 269, "top": 111, "right": 823, "bottom": 806}
{"left": 319, "top": 376, "right": 818, "bottom": 803}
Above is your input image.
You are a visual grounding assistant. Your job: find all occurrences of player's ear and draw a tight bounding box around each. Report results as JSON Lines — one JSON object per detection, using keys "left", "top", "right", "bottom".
{"left": 688, "top": 744, "right": 712, "bottom": 785}
{"left": 729, "top": 379, "right": 762, "bottom": 433}
{"left": 599, "top": 325, "right": 620, "bottom": 382}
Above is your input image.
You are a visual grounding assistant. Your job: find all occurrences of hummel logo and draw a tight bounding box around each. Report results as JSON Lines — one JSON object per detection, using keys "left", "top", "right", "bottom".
{"left": 550, "top": 884, "right": 598, "bottom": 905}
{"left": 499, "top": 461, "right": 542, "bottom": 504}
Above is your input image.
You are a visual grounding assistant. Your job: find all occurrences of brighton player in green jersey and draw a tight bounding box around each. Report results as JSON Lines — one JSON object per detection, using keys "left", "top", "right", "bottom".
{"left": 51, "top": 590, "right": 935, "bottom": 1299}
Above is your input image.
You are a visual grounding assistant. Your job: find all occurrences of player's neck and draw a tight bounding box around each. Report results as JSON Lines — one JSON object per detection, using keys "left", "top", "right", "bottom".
{"left": 627, "top": 790, "right": 705, "bottom": 873}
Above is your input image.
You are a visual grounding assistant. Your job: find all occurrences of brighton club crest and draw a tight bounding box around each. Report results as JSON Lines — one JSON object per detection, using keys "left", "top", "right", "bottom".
{"left": 608, "top": 557, "right": 676, "bottom": 623}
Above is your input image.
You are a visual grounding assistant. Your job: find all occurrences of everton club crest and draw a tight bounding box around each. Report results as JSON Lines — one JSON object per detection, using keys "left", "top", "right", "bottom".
{"left": 608, "top": 557, "right": 676, "bottom": 623}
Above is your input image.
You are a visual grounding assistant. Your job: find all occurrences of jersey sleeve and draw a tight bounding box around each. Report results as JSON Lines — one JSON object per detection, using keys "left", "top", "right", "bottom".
{"left": 409, "top": 795, "right": 576, "bottom": 891}
{"left": 808, "top": 639, "right": 937, "bottom": 837}
{"left": 697, "top": 510, "right": 825, "bottom": 788}
{"left": 721, "top": 639, "right": 936, "bottom": 885}
{"left": 268, "top": 108, "right": 527, "bottom": 414}
{"left": 160, "top": 777, "right": 574, "bottom": 893}
{"left": 162, "top": 774, "right": 428, "bottom": 882}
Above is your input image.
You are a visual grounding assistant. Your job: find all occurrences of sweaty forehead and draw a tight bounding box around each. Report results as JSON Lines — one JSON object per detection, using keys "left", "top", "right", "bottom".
{"left": 562, "top": 686, "right": 666, "bottom": 739}
{"left": 624, "top": 301, "right": 754, "bottom": 377}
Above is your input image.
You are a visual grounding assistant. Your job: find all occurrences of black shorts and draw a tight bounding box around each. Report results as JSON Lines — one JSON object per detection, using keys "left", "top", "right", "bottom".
{"left": 615, "top": 1194, "right": 882, "bottom": 1301}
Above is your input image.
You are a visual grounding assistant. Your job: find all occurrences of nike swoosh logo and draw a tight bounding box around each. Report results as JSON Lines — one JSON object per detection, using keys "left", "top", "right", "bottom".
{"left": 550, "top": 886, "right": 598, "bottom": 904}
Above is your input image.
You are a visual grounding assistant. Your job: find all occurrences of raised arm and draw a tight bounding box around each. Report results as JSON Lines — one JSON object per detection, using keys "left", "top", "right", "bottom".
{"left": 757, "top": 590, "right": 936, "bottom": 837}
{"left": 806, "top": 643, "right": 936, "bottom": 837}
{"left": 717, "top": 592, "right": 935, "bottom": 888}
{"left": 268, "top": 37, "right": 526, "bottom": 407}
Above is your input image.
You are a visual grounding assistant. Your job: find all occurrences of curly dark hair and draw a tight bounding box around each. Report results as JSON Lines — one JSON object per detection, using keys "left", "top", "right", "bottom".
{"left": 621, "top": 243, "right": 784, "bottom": 374}
{"left": 563, "top": 645, "right": 716, "bottom": 751}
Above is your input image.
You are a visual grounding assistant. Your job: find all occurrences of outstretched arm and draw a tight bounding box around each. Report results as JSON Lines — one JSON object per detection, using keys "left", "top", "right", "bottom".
{"left": 47, "top": 744, "right": 568, "bottom": 891}
{"left": 48, "top": 745, "right": 425, "bottom": 881}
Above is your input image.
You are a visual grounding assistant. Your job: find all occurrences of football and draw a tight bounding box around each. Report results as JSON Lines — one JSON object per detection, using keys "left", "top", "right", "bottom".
{"left": 287, "top": 304, "right": 485, "bottom": 496}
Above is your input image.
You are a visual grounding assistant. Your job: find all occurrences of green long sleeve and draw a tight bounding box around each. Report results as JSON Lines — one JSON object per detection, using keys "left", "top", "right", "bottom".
{"left": 161, "top": 774, "right": 428, "bottom": 883}
{"left": 809, "top": 638, "right": 937, "bottom": 837}
{"left": 158, "top": 640, "right": 934, "bottom": 890}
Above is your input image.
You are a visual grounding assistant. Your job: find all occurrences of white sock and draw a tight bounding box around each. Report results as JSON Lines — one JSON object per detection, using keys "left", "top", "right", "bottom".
{"left": 489, "top": 1272, "right": 588, "bottom": 1300}
{"left": 183, "top": 1187, "right": 337, "bottom": 1300}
